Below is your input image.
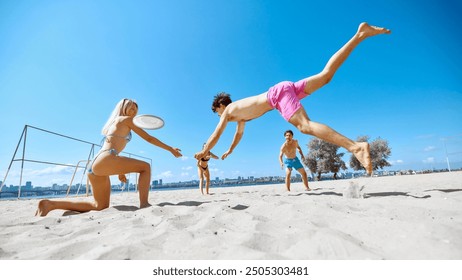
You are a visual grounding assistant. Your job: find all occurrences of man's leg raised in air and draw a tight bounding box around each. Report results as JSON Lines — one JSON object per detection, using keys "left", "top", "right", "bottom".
{"left": 302, "top": 22, "right": 391, "bottom": 95}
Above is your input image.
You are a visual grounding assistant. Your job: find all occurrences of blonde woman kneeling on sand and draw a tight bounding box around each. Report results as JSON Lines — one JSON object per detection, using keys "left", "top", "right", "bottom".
{"left": 36, "top": 98, "right": 182, "bottom": 216}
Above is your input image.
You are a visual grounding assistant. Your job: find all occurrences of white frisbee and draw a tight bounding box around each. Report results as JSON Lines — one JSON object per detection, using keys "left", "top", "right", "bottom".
{"left": 133, "top": 114, "right": 165, "bottom": 130}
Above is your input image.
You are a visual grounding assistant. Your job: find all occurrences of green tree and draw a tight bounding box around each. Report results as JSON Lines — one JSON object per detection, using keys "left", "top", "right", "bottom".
{"left": 349, "top": 136, "right": 392, "bottom": 172}
{"left": 303, "top": 138, "right": 347, "bottom": 180}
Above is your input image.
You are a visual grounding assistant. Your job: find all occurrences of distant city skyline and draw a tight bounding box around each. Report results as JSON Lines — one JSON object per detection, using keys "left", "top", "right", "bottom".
{"left": 4, "top": 166, "right": 459, "bottom": 191}
{"left": 3, "top": 168, "right": 458, "bottom": 201}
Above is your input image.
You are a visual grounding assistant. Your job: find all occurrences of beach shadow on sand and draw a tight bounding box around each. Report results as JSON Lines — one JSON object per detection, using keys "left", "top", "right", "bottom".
{"left": 288, "top": 190, "right": 432, "bottom": 199}
{"left": 291, "top": 191, "right": 343, "bottom": 197}
{"left": 61, "top": 202, "right": 214, "bottom": 214}
{"left": 156, "top": 201, "right": 211, "bottom": 207}
{"left": 62, "top": 210, "right": 83, "bottom": 216}
{"left": 424, "top": 188, "right": 462, "bottom": 193}
{"left": 363, "top": 192, "right": 431, "bottom": 199}
{"left": 155, "top": 201, "right": 249, "bottom": 211}
{"left": 61, "top": 205, "right": 147, "bottom": 215}
{"left": 113, "top": 205, "right": 140, "bottom": 212}
{"left": 229, "top": 204, "right": 249, "bottom": 210}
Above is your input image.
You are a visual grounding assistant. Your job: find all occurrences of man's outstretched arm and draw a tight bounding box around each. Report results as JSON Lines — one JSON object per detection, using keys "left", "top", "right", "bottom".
{"left": 221, "top": 121, "right": 245, "bottom": 160}
{"left": 279, "top": 146, "right": 285, "bottom": 170}
{"left": 195, "top": 113, "right": 230, "bottom": 160}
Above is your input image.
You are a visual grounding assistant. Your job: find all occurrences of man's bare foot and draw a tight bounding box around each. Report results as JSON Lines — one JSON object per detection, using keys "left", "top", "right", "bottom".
{"left": 352, "top": 142, "right": 372, "bottom": 175}
{"left": 357, "top": 22, "right": 391, "bottom": 39}
{"left": 35, "top": 199, "right": 51, "bottom": 217}
{"left": 305, "top": 188, "right": 311, "bottom": 191}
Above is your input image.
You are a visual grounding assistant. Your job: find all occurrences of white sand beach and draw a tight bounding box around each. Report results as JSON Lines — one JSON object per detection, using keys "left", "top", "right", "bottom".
{"left": 1, "top": 171, "right": 461, "bottom": 260}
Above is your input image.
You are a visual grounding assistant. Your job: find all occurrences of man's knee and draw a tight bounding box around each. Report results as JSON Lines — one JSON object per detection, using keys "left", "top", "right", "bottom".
{"left": 297, "top": 123, "right": 314, "bottom": 135}
{"left": 320, "top": 70, "right": 334, "bottom": 85}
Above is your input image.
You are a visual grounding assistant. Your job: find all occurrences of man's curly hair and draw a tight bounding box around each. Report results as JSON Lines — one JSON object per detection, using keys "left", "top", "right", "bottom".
{"left": 211, "top": 92, "right": 232, "bottom": 112}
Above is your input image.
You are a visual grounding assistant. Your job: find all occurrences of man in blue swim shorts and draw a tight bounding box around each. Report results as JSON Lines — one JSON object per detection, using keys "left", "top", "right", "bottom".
{"left": 284, "top": 157, "right": 304, "bottom": 171}
{"left": 279, "top": 130, "right": 310, "bottom": 191}
{"left": 195, "top": 23, "right": 391, "bottom": 176}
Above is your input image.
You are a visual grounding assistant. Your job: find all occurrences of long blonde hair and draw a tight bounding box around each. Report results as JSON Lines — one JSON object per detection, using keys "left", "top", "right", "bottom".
{"left": 101, "top": 98, "right": 138, "bottom": 135}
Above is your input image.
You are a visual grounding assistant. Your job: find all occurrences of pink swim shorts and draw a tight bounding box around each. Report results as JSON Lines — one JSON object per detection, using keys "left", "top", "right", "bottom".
{"left": 266, "top": 80, "right": 309, "bottom": 121}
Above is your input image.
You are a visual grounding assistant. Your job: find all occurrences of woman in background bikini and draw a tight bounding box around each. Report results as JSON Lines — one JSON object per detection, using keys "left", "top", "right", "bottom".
{"left": 197, "top": 144, "right": 218, "bottom": 195}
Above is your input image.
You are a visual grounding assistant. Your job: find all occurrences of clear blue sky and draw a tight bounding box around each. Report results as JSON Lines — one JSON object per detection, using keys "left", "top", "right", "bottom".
{"left": 1, "top": 0, "right": 461, "bottom": 187}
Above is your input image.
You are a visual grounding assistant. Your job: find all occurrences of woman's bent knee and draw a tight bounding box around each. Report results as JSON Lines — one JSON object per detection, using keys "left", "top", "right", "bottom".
{"left": 140, "top": 161, "right": 151, "bottom": 173}
{"left": 94, "top": 201, "right": 109, "bottom": 211}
